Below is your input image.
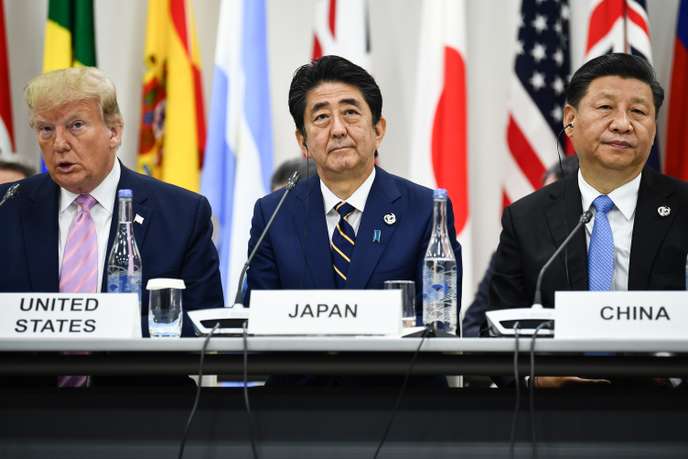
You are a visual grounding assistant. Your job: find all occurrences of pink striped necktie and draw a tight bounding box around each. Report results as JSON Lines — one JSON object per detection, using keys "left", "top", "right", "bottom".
{"left": 60, "top": 194, "right": 98, "bottom": 294}
{"left": 58, "top": 194, "right": 97, "bottom": 388}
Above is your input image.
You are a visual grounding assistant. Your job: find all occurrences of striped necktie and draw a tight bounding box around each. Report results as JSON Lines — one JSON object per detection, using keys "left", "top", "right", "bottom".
{"left": 588, "top": 195, "right": 615, "bottom": 291}
{"left": 58, "top": 194, "right": 98, "bottom": 388}
{"left": 331, "top": 201, "right": 356, "bottom": 288}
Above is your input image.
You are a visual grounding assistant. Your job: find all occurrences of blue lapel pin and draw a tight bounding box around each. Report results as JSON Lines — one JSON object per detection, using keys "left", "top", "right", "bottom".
{"left": 373, "top": 229, "right": 382, "bottom": 243}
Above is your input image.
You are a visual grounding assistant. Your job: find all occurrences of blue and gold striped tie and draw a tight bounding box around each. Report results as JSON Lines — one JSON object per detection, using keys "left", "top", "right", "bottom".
{"left": 331, "top": 201, "right": 356, "bottom": 288}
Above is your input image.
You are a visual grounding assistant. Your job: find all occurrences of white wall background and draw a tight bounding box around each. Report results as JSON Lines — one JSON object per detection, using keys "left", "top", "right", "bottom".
{"left": 2, "top": 0, "right": 681, "bottom": 301}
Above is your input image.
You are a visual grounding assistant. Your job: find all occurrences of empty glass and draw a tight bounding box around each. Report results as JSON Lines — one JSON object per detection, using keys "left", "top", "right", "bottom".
{"left": 384, "top": 280, "right": 416, "bottom": 328}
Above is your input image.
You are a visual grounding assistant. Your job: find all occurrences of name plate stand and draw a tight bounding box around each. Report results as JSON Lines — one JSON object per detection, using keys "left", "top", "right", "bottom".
{"left": 248, "top": 290, "right": 401, "bottom": 336}
{"left": 0, "top": 293, "right": 141, "bottom": 338}
{"left": 555, "top": 291, "right": 688, "bottom": 340}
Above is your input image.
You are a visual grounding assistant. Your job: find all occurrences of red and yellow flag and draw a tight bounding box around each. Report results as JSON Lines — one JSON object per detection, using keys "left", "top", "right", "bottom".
{"left": 0, "top": 0, "right": 15, "bottom": 156}
{"left": 137, "top": 0, "right": 205, "bottom": 191}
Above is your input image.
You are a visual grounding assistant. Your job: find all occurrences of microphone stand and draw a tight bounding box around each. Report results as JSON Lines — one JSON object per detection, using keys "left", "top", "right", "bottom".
{"left": 485, "top": 209, "right": 592, "bottom": 337}
{"left": 187, "top": 171, "right": 301, "bottom": 335}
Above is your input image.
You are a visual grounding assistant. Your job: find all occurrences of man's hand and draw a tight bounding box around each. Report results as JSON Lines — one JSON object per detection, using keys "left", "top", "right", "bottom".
{"left": 532, "top": 376, "right": 611, "bottom": 388}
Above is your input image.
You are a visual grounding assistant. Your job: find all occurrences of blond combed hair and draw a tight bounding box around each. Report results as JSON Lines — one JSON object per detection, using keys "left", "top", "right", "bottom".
{"left": 25, "top": 67, "right": 123, "bottom": 129}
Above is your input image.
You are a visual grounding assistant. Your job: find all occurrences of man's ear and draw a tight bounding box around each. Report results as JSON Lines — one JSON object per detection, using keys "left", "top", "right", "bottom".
{"left": 374, "top": 116, "right": 386, "bottom": 149}
{"left": 296, "top": 129, "right": 308, "bottom": 157}
{"left": 563, "top": 104, "right": 576, "bottom": 138}
{"left": 109, "top": 124, "right": 123, "bottom": 149}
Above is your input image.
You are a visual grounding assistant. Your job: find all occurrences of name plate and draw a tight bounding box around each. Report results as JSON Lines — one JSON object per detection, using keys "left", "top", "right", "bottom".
{"left": 0, "top": 293, "right": 141, "bottom": 338}
{"left": 555, "top": 291, "right": 688, "bottom": 339}
{"left": 248, "top": 289, "right": 401, "bottom": 336}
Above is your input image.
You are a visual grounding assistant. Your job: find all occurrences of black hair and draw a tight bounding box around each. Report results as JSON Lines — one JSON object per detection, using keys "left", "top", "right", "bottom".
{"left": 270, "top": 157, "right": 317, "bottom": 191}
{"left": 565, "top": 53, "right": 664, "bottom": 117}
{"left": 288, "top": 55, "right": 383, "bottom": 137}
{"left": 0, "top": 160, "right": 35, "bottom": 179}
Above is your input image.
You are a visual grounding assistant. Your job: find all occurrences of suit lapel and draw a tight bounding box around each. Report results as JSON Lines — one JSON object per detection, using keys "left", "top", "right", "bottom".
{"left": 544, "top": 175, "right": 587, "bottom": 290}
{"left": 347, "top": 168, "right": 402, "bottom": 289}
{"left": 102, "top": 164, "right": 152, "bottom": 291}
{"left": 21, "top": 175, "right": 60, "bottom": 291}
{"left": 293, "top": 176, "right": 335, "bottom": 289}
{"left": 628, "top": 168, "right": 675, "bottom": 290}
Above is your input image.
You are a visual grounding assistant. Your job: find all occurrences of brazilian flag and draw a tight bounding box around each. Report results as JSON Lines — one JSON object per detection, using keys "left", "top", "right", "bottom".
{"left": 40, "top": 0, "right": 96, "bottom": 172}
{"left": 43, "top": 0, "right": 96, "bottom": 71}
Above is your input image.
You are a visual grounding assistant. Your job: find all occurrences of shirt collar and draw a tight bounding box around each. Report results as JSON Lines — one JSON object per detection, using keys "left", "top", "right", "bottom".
{"left": 578, "top": 168, "right": 641, "bottom": 221}
{"left": 59, "top": 160, "right": 121, "bottom": 215}
{"left": 321, "top": 167, "right": 376, "bottom": 214}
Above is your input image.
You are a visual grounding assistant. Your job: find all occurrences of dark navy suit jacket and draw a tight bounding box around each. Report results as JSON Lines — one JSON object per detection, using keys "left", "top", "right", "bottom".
{"left": 246, "top": 166, "right": 463, "bottom": 321}
{"left": 0, "top": 163, "right": 224, "bottom": 337}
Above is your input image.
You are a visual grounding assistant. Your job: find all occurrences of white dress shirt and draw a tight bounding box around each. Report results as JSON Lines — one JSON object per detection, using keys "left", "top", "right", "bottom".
{"left": 321, "top": 167, "right": 376, "bottom": 239}
{"left": 578, "top": 169, "right": 641, "bottom": 291}
{"left": 58, "top": 160, "right": 121, "bottom": 292}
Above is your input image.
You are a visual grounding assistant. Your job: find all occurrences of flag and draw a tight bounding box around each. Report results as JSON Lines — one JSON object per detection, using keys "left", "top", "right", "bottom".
{"left": 664, "top": 0, "right": 688, "bottom": 180}
{"left": 201, "top": 0, "right": 273, "bottom": 300}
{"left": 0, "top": 0, "right": 14, "bottom": 156}
{"left": 137, "top": 0, "right": 206, "bottom": 192}
{"left": 41, "top": 0, "right": 96, "bottom": 171}
{"left": 503, "top": 0, "right": 571, "bottom": 207}
{"left": 312, "top": 0, "right": 370, "bottom": 69}
{"left": 43, "top": 0, "right": 96, "bottom": 71}
{"left": 583, "top": 0, "right": 660, "bottom": 169}
{"left": 409, "top": 0, "right": 471, "bottom": 313}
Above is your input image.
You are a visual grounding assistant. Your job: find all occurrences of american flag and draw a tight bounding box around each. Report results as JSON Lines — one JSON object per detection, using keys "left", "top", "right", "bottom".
{"left": 583, "top": 0, "right": 660, "bottom": 170}
{"left": 503, "top": 0, "right": 571, "bottom": 206}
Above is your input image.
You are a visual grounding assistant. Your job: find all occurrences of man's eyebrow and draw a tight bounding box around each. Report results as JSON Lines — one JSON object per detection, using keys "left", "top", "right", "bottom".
{"left": 338, "top": 98, "right": 361, "bottom": 108}
{"left": 311, "top": 98, "right": 362, "bottom": 113}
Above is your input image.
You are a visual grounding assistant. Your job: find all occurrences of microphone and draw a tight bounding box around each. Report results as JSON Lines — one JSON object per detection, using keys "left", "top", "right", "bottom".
{"left": 0, "top": 183, "right": 20, "bottom": 208}
{"left": 187, "top": 171, "right": 301, "bottom": 335}
{"left": 532, "top": 209, "right": 592, "bottom": 308}
{"left": 485, "top": 208, "right": 592, "bottom": 337}
{"left": 232, "top": 170, "right": 300, "bottom": 305}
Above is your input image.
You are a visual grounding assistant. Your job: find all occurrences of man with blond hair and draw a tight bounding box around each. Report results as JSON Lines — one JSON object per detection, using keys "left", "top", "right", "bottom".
{"left": 0, "top": 67, "right": 223, "bottom": 339}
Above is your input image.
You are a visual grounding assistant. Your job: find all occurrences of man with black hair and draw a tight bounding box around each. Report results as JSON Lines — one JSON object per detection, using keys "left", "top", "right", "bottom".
{"left": 248, "top": 55, "right": 462, "bottom": 310}
{"left": 487, "top": 53, "right": 688, "bottom": 387}
{"left": 246, "top": 56, "right": 462, "bottom": 385}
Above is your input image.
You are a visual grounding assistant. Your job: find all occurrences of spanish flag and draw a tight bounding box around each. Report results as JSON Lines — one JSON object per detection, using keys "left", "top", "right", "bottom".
{"left": 43, "top": 0, "right": 96, "bottom": 71}
{"left": 137, "top": 0, "right": 205, "bottom": 192}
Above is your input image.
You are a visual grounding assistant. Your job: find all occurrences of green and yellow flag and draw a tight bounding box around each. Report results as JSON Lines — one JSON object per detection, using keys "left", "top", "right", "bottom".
{"left": 43, "top": 0, "right": 96, "bottom": 71}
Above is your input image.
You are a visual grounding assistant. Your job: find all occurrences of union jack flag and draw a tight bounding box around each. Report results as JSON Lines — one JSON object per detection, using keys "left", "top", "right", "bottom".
{"left": 583, "top": 0, "right": 660, "bottom": 170}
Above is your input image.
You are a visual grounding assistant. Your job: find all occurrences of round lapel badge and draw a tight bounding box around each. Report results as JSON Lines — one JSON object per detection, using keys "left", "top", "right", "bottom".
{"left": 657, "top": 206, "right": 671, "bottom": 217}
{"left": 383, "top": 213, "right": 396, "bottom": 225}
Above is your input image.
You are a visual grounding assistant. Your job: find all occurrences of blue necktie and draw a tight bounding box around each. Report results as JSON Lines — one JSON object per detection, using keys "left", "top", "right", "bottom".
{"left": 331, "top": 202, "right": 356, "bottom": 288}
{"left": 588, "top": 195, "right": 615, "bottom": 291}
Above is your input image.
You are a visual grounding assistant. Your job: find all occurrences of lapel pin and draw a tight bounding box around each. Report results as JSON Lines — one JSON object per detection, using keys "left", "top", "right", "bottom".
{"left": 383, "top": 213, "right": 396, "bottom": 225}
{"left": 134, "top": 214, "right": 144, "bottom": 224}
{"left": 373, "top": 229, "right": 382, "bottom": 243}
{"left": 657, "top": 206, "right": 671, "bottom": 217}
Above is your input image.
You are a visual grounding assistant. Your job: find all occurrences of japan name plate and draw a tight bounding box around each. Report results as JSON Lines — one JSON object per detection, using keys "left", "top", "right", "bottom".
{"left": 248, "top": 289, "right": 401, "bottom": 336}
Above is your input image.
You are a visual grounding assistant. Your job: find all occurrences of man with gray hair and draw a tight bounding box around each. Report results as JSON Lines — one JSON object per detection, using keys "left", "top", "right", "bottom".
{"left": 0, "top": 67, "right": 223, "bottom": 339}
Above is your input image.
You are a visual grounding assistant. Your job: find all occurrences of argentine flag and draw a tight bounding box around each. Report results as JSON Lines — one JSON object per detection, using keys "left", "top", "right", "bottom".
{"left": 201, "top": 0, "right": 273, "bottom": 302}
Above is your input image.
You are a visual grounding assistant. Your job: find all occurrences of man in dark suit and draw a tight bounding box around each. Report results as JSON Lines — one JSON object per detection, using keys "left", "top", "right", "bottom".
{"left": 0, "top": 67, "right": 223, "bottom": 338}
{"left": 246, "top": 56, "right": 462, "bottom": 385}
{"left": 488, "top": 53, "right": 688, "bottom": 388}
{"left": 247, "top": 55, "right": 462, "bottom": 314}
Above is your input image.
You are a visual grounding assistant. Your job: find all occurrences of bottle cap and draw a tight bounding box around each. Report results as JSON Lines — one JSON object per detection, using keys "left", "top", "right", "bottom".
{"left": 433, "top": 188, "right": 448, "bottom": 199}
{"left": 118, "top": 188, "right": 133, "bottom": 198}
{"left": 146, "top": 278, "right": 186, "bottom": 290}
